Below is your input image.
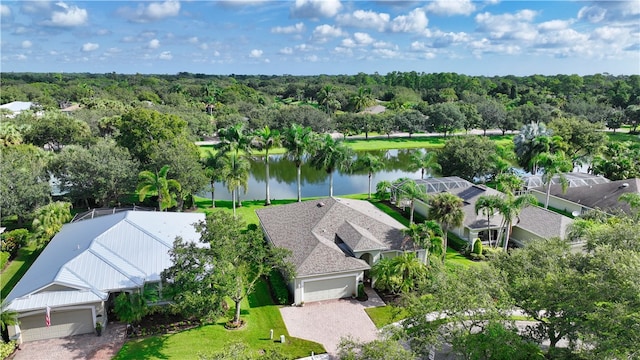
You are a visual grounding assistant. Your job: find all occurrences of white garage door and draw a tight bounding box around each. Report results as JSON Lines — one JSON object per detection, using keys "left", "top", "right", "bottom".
{"left": 303, "top": 277, "right": 355, "bottom": 303}
{"left": 20, "top": 308, "right": 94, "bottom": 342}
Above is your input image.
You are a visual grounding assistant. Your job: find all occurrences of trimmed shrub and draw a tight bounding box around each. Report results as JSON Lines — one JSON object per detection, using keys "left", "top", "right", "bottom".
{"left": 268, "top": 269, "right": 290, "bottom": 305}
{"left": 472, "top": 238, "right": 483, "bottom": 255}
{"left": 0, "top": 341, "right": 16, "bottom": 359}
{"left": 1, "top": 229, "right": 30, "bottom": 258}
{"left": 0, "top": 251, "right": 9, "bottom": 270}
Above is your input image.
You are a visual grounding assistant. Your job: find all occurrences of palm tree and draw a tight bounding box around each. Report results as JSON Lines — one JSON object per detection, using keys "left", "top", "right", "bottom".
{"left": 475, "top": 195, "right": 503, "bottom": 248}
{"left": 217, "top": 123, "right": 253, "bottom": 156}
{"left": 318, "top": 85, "right": 340, "bottom": 115}
{"left": 375, "top": 180, "right": 393, "bottom": 201}
{"left": 403, "top": 220, "right": 443, "bottom": 265}
{"left": 137, "top": 165, "right": 182, "bottom": 211}
{"left": 409, "top": 150, "right": 441, "bottom": 180}
{"left": 220, "top": 152, "right": 250, "bottom": 218}
{"left": 311, "top": 135, "right": 353, "bottom": 197}
{"left": 427, "top": 192, "right": 465, "bottom": 262}
{"left": 283, "top": 124, "right": 315, "bottom": 202}
{"left": 202, "top": 150, "right": 224, "bottom": 208}
{"left": 535, "top": 151, "right": 573, "bottom": 209}
{"left": 32, "top": 201, "right": 73, "bottom": 246}
{"left": 390, "top": 252, "right": 428, "bottom": 294}
{"left": 1, "top": 303, "right": 18, "bottom": 342}
{"left": 397, "top": 179, "right": 427, "bottom": 224}
{"left": 494, "top": 173, "right": 524, "bottom": 196}
{"left": 351, "top": 86, "right": 374, "bottom": 113}
{"left": 496, "top": 194, "right": 538, "bottom": 251}
{"left": 353, "top": 153, "right": 385, "bottom": 199}
{"left": 253, "top": 126, "right": 281, "bottom": 205}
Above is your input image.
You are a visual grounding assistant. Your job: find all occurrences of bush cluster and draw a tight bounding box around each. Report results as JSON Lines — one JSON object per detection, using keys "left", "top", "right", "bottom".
{"left": 268, "top": 270, "right": 290, "bottom": 305}
{"left": 1, "top": 229, "right": 30, "bottom": 259}
{"left": 0, "top": 341, "right": 16, "bottom": 359}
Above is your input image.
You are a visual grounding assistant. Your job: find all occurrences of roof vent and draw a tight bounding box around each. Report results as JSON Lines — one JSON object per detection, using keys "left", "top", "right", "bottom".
{"left": 620, "top": 183, "right": 629, "bottom": 188}
{"left": 317, "top": 202, "right": 325, "bottom": 207}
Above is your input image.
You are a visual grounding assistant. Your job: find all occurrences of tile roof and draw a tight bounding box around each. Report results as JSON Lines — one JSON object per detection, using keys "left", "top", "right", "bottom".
{"left": 6, "top": 211, "right": 204, "bottom": 312}
{"left": 537, "top": 178, "right": 639, "bottom": 215}
{"left": 256, "top": 197, "right": 407, "bottom": 277}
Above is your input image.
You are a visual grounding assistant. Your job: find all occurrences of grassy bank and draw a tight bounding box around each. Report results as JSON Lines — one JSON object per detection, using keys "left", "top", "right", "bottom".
{"left": 1, "top": 243, "right": 41, "bottom": 299}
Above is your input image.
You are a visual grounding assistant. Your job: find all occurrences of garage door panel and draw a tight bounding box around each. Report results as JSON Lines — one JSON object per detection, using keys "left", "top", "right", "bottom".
{"left": 303, "top": 277, "right": 355, "bottom": 303}
{"left": 20, "top": 309, "right": 93, "bottom": 342}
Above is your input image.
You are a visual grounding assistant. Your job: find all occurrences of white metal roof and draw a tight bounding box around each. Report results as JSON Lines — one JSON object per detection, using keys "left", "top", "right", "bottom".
{"left": 6, "top": 211, "right": 204, "bottom": 312}
{"left": 0, "top": 101, "right": 33, "bottom": 113}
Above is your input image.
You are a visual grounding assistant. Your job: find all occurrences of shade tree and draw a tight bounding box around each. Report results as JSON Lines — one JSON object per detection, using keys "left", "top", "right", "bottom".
{"left": 438, "top": 136, "right": 498, "bottom": 182}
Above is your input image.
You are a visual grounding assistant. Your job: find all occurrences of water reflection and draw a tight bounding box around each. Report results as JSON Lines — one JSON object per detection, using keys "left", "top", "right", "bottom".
{"left": 203, "top": 149, "right": 424, "bottom": 201}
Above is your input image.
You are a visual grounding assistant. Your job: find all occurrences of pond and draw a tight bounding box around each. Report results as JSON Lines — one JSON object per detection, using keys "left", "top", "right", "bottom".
{"left": 202, "top": 149, "right": 425, "bottom": 201}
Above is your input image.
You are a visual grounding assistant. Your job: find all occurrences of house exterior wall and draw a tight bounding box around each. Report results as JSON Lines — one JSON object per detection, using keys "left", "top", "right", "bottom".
{"left": 510, "top": 227, "right": 544, "bottom": 247}
{"left": 530, "top": 189, "right": 586, "bottom": 215}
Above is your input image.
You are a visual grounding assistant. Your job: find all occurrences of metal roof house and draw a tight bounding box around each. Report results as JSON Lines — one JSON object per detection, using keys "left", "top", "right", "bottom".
{"left": 4, "top": 211, "right": 204, "bottom": 343}
{"left": 256, "top": 197, "right": 412, "bottom": 305}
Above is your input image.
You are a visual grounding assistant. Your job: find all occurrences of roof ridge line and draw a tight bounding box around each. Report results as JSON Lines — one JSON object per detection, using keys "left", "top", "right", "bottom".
{"left": 88, "top": 242, "right": 146, "bottom": 287}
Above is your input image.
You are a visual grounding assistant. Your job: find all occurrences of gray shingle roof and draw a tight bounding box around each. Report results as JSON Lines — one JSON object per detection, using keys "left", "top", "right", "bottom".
{"left": 256, "top": 197, "right": 407, "bottom": 277}
{"left": 516, "top": 206, "right": 573, "bottom": 239}
{"left": 537, "top": 178, "right": 639, "bottom": 215}
{"left": 448, "top": 185, "right": 505, "bottom": 230}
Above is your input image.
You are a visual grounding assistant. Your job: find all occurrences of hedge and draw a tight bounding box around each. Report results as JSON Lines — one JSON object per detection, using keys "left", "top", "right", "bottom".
{"left": 0, "top": 251, "right": 9, "bottom": 270}
{"left": 268, "top": 269, "right": 290, "bottom": 305}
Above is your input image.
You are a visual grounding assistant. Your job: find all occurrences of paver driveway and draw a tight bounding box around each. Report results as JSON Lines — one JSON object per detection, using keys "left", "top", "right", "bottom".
{"left": 9, "top": 323, "right": 126, "bottom": 360}
{"left": 279, "top": 288, "right": 385, "bottom": 355}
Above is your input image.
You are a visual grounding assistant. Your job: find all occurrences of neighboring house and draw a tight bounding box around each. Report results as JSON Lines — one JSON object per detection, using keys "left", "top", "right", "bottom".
{"left": 0, "top": 101, "right": 34, "bottom": 118}
{"left": 530, "top": 177, "right": 640, "bottom": 216}
{"left": 394, "top": 177, "right": 573, "bottom": 247}
{"left": 4, "top": 211, "right": 204, "bottom": 343}
{"left": 521, "top": 172, "right": 610, "bottom": 190}
{"left": 256, "top": 197, "right": 413, "bottom": 305}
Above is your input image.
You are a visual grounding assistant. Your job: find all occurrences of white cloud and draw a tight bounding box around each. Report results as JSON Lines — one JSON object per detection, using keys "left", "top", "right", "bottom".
{"left": 159, "top": 51, "right": 173, "bottom": 60}
{"left": 291, "top": 0, "right": 342, "bottom": 19}
{"left": 0, "top": 5, "right": 11, "bottom": 18}
{"left": 411, "top": 41, "right": 431, "bottom": 51}
{"left": 199, "top": 43, "right": 209, "bottom": 50}
{"left": 149, "top": 39, "right": 160, "bottom": 49}
{"left": 352, "top": 32, "right": 374, "bottom": 45}
{"left": 475, "top": 10, "right": 538, "bottom": 40}
{"left": 118, "top": 0, "right": 180, "bottom": 23}
{"left": 469, "top": 38, "right": 521, "bottom": 57}
{"left": 21, "top": 1, "right": 51, "bottom": 14}
{"left": 305, "top": 54, "right": 319, "bottom": 62}
{"left": 538, "top": 19, "right": 574, "bottom": 32}
{"left": 590, "top": 26, "right": 629, "bottom": 41}
{"left": 42, "top": 2, "right": 88, "bottom": 27}
{"left": 336, "top": 10, "right": 390, "bottom": 32}
{"left": 279, "top": 47, "right": 294, "bottom": 55}
{"left": 372, "top": 48, "right": 400, "bottom": 58}
{"left": 578, "top": 6, "right": 606, "bottom": 23}
{"left": 295, "top": 43, "right": 316, "bottom": 52}
{"left": 271, "top": 22, "right": 305, "bottom": 34}
{"left": 428, "top": 30, "right": 471, "bottom": 48}
{"left": 21, "top": 40, "right": 32, "bottom": 49}
{"left": 312, "top": 24, "right": 345, "bottom": 43}
{"left": 82, "top": 42, "right": 99, "bottom": 52}
{"left": 249, "top": 49, "right": 263, "bottom": 58}
{"left": 188, "top": 37, "right": 199, "bottom": 44}
{"left": 96, "top": 29, "right": 111, "bottom": 36}
{"left": 15, "top": 54, "right": 28, "bottom": 61}
{"left": 389, "top": 8, "right": 428, "bottom": 33}
{"left": 534, "top": 29, "right": 588, "bottom": 49}
{"left": 372, "top": 41, "right": 396, "bottom": 50}
{"left": 426, "top": 0, "right": 476, "bottom": 16}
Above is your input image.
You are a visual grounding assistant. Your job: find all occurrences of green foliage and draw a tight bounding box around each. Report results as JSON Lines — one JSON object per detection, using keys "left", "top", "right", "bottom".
{"left": 0, "top": 341, "right": 16, "bottom": 359}
{"left": 114, "top": 286, "right": 158, "bottom": 325}
{"left": 338, "top": 337, "right": 416, "bottom": 360}
{"left": 0, "top": 229, "right": 30, "bottom": 258}
{"left": 267, "top": 270, "right": 290, "bottom": 305}
{"left": 137, "top": 165, "right": 182, "bottom": 211}
{"left": 310, "top": 135, "right": 353, "bottom": 196}
{"left": 472, "top": 238, "right": 483, "bottom": 255}
{"left": 32, "top": 201, "right": 73, "bottom": 246}
{"left": 427, "top": 192, "right": 465, "bottom": 262}
{"left": 452, "top": 322, "right": 544, "bottom": 360}
{"left": 439, "top": 136, "right": 498, "bottom": 181}
{"left": 24, "top": 112, "right": 93, "bottom": 149}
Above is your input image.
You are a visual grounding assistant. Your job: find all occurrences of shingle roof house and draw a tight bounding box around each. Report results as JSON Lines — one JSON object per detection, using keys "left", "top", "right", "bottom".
{"left": 4, "top": 211, "right": 204, "bottom": 343}
{"left": 400, "top": 178, "right": 573, "bottom": 247}
{"left": 256, "top": 197, "right": 412, "bottom": 304}
{"left": 530, "top": 178, "right": 640, "bottom": 216}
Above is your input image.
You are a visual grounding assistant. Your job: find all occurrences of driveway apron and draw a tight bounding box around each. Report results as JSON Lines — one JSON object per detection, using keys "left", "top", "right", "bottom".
{"left": 280, "top": 288, "right": 385, "bottom": 355}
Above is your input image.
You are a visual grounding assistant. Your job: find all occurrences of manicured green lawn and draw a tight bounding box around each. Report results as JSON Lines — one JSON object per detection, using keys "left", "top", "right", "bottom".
{"left": 1, "top": 243, "right": 41, "bottom": 299}
{"left": 365, "top": 305, "right": 410, "bottom": 329}
{"left": 114, "top": 280, "right": 324, "bottom": 359}
{"left": 607, "top": 132, "right": 640, "bottom": 143}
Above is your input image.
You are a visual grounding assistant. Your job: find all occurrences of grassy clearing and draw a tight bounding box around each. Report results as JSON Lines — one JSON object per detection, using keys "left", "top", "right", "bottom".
{"left": 1, "top": 243, "right": 41, "bottom": 299}
{"left": 365, "top": 305, "right": 410, "bottom": 329}
{"left": 114, "top": 279, "right": 324, "bottom": 359}
{"left": 607, "top": 132, "right": 640, "bottom": 143}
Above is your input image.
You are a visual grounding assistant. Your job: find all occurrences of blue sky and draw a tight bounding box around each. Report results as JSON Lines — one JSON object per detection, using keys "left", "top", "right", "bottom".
{"left": 1, "top": 1, "right": 639, "bottom": 76}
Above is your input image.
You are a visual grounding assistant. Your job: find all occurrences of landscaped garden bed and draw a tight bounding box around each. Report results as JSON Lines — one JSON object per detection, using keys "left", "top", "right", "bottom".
{"left": 127, "top": 310, "right": 201, "bottom": 338}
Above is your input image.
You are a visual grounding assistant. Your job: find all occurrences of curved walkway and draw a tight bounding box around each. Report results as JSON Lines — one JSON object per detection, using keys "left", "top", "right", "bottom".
{"left": 9, "top": 323, "right": 126, "bottom": 360}
{"left": 280, "top": 288, "right": 385, "bottom": 356}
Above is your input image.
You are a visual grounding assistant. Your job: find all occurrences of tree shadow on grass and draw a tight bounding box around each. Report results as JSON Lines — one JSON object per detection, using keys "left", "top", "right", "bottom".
{"left": 113, "top": 336, "right": 170, "bottom": 360}
{"left": 1, "top": 246, "right": 42, "bottom": 298}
